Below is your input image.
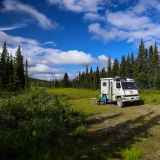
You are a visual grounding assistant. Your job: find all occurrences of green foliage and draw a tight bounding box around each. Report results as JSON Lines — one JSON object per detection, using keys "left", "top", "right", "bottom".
{"left": 0, "top": 42, "right": 27, "bottom": 91}
{"left": 0, "top": 88, "right": 80, "bottom": 159}
{"left": 121, "top": 147, "right": 143, "bottom": 160}
{"left": 140, "top": 89, "right": 160, "bottom": 104}
{"left": 75, "top": 125, "right": 88, "bottom": 136}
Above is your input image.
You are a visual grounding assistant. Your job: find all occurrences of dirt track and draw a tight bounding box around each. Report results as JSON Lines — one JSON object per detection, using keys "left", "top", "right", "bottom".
{"left": 86, "top": 104, "right": 160, "bottom": 160}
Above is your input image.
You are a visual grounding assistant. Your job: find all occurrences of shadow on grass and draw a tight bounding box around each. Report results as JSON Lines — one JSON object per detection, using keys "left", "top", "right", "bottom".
{"left": 60, "top": 111, "right": 160, "bottom": 160}
{"left": 86, "top": 113, "right": 123, "bottom": 125}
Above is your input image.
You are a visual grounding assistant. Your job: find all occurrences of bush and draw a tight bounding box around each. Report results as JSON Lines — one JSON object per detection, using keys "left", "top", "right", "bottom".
{"left": 0, "top": 88, "right": 80, "bottom": 160}
{"left": 121, "top": 147, "right": 143, "bottom": 160}
{"left": 75, "top": 125, "right": 88, "bottom": 136}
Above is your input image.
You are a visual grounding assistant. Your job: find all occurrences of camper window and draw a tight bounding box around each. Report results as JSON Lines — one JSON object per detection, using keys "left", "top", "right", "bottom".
{"left": 103, "top": 82, "right": 107, "bottom": 86}
{"left": 116, "top": 82, "right": 121, "bottom": 88}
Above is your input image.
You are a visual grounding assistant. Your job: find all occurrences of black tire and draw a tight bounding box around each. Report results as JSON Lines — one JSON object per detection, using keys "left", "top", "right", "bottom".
{"left": 117, "top": 97, "right": 123, "bottom": 108}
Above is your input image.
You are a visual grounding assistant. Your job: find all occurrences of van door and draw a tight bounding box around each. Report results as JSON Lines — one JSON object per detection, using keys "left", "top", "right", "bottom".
{"left": 116, "top": 81, "right": 121, "bottom": 96}
{"left": 108, "top": 81, "right": 113, "bottom": 101}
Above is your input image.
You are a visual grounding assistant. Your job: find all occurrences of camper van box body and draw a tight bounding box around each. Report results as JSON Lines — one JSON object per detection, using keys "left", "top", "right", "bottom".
{"left": 100, "top": 77, "right": 140, "bottom": 104}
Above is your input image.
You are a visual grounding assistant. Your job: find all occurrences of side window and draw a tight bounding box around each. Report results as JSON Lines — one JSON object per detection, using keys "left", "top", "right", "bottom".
{"left": 116, "top": 82, "right": 121, "bottom": 88}
{"left": 103, "top": 82, "right": 107, "bottom": 86}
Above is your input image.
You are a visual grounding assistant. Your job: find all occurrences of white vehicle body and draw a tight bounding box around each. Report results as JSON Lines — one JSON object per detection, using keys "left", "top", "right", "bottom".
{"left": 100, "top": 77, "right": 140, "bottom": 106}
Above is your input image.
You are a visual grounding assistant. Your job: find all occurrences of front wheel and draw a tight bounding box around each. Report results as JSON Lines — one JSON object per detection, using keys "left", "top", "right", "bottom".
{"left": 117, "top": 98, "right": 124, "bottom": 108}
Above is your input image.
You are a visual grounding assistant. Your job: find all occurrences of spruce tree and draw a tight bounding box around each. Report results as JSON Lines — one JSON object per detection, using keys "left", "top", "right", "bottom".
{"left": 112, "top": 58, "right": 119, "bottom": 77}
{"left": 8, "top": 54, "right": 14, "bottom": 89}
{"left": 153, "top": 43, "right": 160, "bottom": 88}
{"left": 134, "top": 39, "right": 148, "bottom": 88}
{"left": 63, "top": 73, "right": 69, "bottom": 88}
{"left": 95, "top": 66, "right": 100, "bottom": 89}
{"left": 119, "top": 55, "right": 126, "bottom": 77}
{"left": 89, "top": 67, "right": 94, "bottom": 89}
{"left": 25, "top": 59, "right": 29, "bottom": 89}
{"left": 107, "top": 56, "right": 112, "bottom": 77}
{"left": 130, "top": 53, "right": 135, "bottom": 78}
{"left": 126, "top": 54, "right": 131, "bottom": 77}
{"left": 14, "top": 46, "right": 25, "bottom": 90}
{"left": 0, "top": 42, "right": 9, "bottom": 89}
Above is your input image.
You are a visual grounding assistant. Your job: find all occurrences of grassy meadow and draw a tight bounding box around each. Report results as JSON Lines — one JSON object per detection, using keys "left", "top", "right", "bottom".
{"left": 47, "top": 88, "right": 160, "bottom": 160}
{"left": 1, "top": 87, "right": 160, "bottom": 160}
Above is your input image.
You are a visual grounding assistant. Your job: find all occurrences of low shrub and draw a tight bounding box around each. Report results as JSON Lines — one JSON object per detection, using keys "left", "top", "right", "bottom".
{"left": 75, "top": 125, "right": 88, "bottom": 136}
{"left": 0, "top": 88, "right": 81, "bottom": 160}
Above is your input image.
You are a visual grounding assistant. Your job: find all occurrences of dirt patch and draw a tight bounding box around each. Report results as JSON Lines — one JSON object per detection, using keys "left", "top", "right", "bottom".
{"left": 84, "top": 104, "right": 160, "bottom": 159}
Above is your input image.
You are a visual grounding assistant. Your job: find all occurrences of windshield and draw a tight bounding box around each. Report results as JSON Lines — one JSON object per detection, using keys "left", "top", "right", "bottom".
{"left": 121, "top": 82, "right": 137, "bottom": 90}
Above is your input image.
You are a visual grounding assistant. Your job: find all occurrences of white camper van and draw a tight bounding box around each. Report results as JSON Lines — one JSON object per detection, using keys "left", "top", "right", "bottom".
{"left": 100, "top": 77, "right": 141, "bottom": 107}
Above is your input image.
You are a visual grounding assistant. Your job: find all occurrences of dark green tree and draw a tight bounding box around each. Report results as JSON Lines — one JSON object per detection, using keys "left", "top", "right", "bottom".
{"left": 107, "top": 56, "right": 112, "bottom": 77}
{"left": 112, "top": 58, "right": 119, "bottom": 77}
{"left": 25, "top": 59, "right": 29, "bottom": 89}
{"left": 0, "top": 41, "right": 9, "bottom": 89}
{"left": 134, "top": 39, "right": 148, "bottom": 88}
{"left": 14, "top": 46, "right": 25, "bottom": 90}
{"left": 95, "top": 66, "right": 100, "bottom": 89}
{"left": 63, "top": 73, "right": 69, "bottom": 88}
{"left": 119, "top": 55, "right": 126, "bottom": 77}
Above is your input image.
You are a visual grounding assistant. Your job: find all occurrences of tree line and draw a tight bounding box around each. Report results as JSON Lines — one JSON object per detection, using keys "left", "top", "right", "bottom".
{"left": 0, "top": 42, "right": 28, "bottom": 91}
{"left": 51, "top": 39, "right": 160, "bottom": 89}
{"left": 1, "top": 39, "right": 160, "bottom": 90}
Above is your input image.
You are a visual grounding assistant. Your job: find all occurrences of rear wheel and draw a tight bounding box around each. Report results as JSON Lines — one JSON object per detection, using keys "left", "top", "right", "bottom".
{"left": 117, "top": 97, "right": 123, "bottom": 108}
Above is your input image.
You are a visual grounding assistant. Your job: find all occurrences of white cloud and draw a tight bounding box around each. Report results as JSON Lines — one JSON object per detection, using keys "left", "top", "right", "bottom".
{"left": 98, "top": 54, "right": 109, "bottom": 63}
{"left": 88, "top": 23, "right": 128, "bottom": 41}
{"left": 31, "top": 73, "right": 64, "bottom": 81}
{"left": 29, "top": 64, "right": 64, "bottom": 74}
{"left": 45, "top": 50, "right": 96, "bottom": 65}
{"left": 0, "top": 31, "right": 99, "bottom": 80}
{"left": 2, "top": 0, "right": 57, "bottom": 29}
{"left": 88, "top": 0, "right": 160, "bottom": 46}
{"left": 41, "top": 41, "right": 56, "bottom": 46}
{"left": 48, "top": 0, "right": 104, "bottom": 13}
{"left": 83, "top": 12, "right": 105, "bottom": 21}
{"left": 0, "top": 31, "right": 39, "bottom": 46}
{"left": 106, "top": 11, "right": 154, "bottom": 30}
{"left": 0, "top": 23, "right": 27, "bottom": 31}
{"left": 133, "top": 0, "right": 160, "bottom": 14}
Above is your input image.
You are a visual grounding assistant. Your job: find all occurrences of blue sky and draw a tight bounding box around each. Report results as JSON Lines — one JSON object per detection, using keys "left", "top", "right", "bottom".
{"left": 0, "top": 0, "right": 160, "bottom": 80}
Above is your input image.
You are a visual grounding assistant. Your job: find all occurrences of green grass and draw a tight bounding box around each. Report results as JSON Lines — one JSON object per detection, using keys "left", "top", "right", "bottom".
{"left": 47, "top": 88, "right": 160, "bottom": 116}
{"left": 48, "top": 88, "right": 109, "bottom": 116}
{"left": 46, "top": 88, "right": 160, "bottom": 160}
{"left": 140, "top": 89, "right": 160, "bottom": 105}
{"left": 75, "top": 125, "right": 88, "bottom": 136}
{"left": 121, "top": 147, "right": 144, "bottom": 160}
{"left": 48, "top": 88, "right": 100, "bottom": 99}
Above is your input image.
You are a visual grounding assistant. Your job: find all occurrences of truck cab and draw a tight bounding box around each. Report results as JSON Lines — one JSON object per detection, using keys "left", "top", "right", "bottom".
{"left": 100, "top": 77, "right": 141, "bottom": 107}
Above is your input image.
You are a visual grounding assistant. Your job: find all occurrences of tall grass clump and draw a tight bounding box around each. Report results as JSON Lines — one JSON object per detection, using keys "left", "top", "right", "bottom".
{"left": 140, "top": 89, "right": 160, "bottom": 105}
{"left": 0, "top": 88, "right": 82, "bottom": 160}
{"left": 121, "top": 147, "right": 143, "bottom": 160}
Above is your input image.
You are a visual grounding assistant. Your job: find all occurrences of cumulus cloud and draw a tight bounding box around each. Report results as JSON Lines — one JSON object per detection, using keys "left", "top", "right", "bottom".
{"left": 29, "top": 64, "right": 64, "bottom": 74}
{"left": 45, "top": 50, "right": 96, "bottom": 65}
{"left": 0, "top": 31, "right": 39, "bottom": 46}
{"left": 88, "top": 0, "right": 160, "bottom": 46}
{"left": 31, "top": 73, "right": 64, "bottom": 80}
{"left": 0, "top": 31, "right": 99, "bottom": 80}
{"left": 48, "top": 0, "right": 104, "bottom": 13}
{"left": 2, "top": 0, "right": 57, "bottom": 29}
{"left": 106, "top": 11, "right": 154, "bottom": 30}
{"left": 98, "top": 54, "right": 109, "bottom": 63}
